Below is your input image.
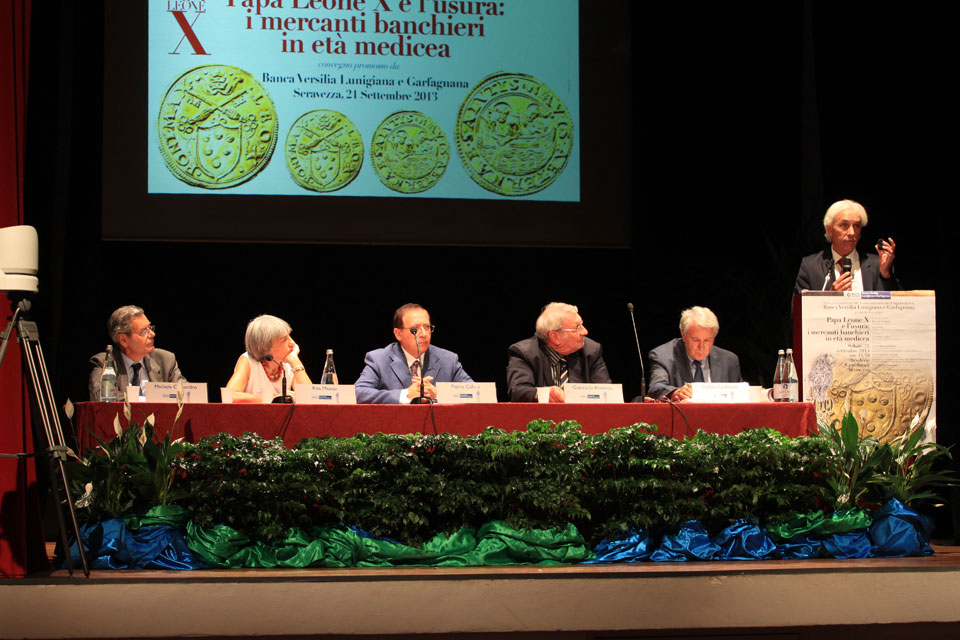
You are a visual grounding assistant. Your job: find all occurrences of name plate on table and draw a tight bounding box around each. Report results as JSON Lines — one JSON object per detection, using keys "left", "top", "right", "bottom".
{"left": 555, "top": 383, "right": 623, "bottom": 404}
{"left": 296, "top": 384, "right": 357, "bottom": 405}
{"left": 688, "top": 382, "right": 750, "bottom": 403}
{"left": 144, "top": 382, "right": 208, "bottom": 404}
{"left": 436, "top": 382, "right": 497, "bottom": 404}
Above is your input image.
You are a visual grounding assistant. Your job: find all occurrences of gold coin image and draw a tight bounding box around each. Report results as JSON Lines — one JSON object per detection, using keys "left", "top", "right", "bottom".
{"left": 822, "top": 358, "right": 934, "bottom": 443}
{"left": 370, "top": 111, "right": 449, "bottom": 194}
{"left": 157, "top": 65, "right": 277, "bottom": 189}
{"left": 285, "top": 110, "right": 364, "bottom": 192}
{"left": 455, "top": 71, "right": 573, "bottom": 196}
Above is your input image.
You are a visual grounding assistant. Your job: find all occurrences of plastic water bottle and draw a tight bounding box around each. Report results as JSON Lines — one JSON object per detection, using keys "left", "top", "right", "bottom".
{"left": 100, "top": 344, "right": 118, "bottom": 402}
{"left": 320, "top": 349, "right": 338, "bottom": 385}
{"left": 784, "top": 348, "right": 799, "bottom": 402}
{"left": 772, "top": 349, "right": 785, "bottom": 402}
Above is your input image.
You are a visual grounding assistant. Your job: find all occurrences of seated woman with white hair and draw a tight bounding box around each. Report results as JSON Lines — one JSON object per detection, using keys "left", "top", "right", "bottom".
{"left": 225, "top": 315, "right": 312, "bottom": 403}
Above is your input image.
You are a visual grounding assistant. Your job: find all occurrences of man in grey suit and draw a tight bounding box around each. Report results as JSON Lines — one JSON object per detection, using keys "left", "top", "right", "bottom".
{"left": 648, "top": 306, "right": 741, "bottom": 402}
{"left": 89, "top": 305, "right": 186, "bottom": 400}
{"left": 794, "top": 199, "right": 900, "bottom": 294}
{"left": 355, "top": 303, "right": 472, "bottom": 404}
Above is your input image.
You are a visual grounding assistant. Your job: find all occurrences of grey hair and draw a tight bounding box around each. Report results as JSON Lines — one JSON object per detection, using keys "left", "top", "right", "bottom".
{"left": 107, "top": 305, "right": 145, "bottom": 343}
{"left": 535, "top": 302, "right": 579, "bottom": 340}
{"left": 245, "top": 314, "right": 291, "bottom": 362}
{"left": 823, "top": 199, "right": 868, "bottom": 241}
{"left": 679, "top": 306, "right": 719, "bottom": 336}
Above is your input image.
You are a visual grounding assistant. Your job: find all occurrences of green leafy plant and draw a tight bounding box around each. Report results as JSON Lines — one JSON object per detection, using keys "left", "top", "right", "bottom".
{"left": 873, "top": 415, "right": 956, "bottom": 506}
{"left": 68, "top": 396, "right": 189, "bottom": 522}
{"left": 74, "top": 416, "right": 871, "bottom": 546}
{"left": 812, "top": 412, "right": 887, "bottom": 510}
{"left": 180, "top": 432, "right": 326, "bottom": 541}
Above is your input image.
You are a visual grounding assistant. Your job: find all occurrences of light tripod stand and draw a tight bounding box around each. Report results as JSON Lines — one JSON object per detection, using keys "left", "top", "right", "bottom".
{"left": 0, "top": 298, "right": 89, "bottom": 576}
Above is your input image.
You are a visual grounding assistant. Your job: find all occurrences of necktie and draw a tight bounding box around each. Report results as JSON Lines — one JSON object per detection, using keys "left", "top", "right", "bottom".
{"left": 693, "top": 360, "right": 704, "bottom": 383}
{"left": 410, "top": 360, "right": 420, "bottom": 379}
{"left": 130, "top": 362, "right": 142, "bottom": 386}
{"left": 557, "top": 357, "right": 568, "bottom": 388}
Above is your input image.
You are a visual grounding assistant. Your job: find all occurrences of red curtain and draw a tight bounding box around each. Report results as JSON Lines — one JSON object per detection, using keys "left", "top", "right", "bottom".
{"left": 1, "top": 0, "right": 47, "bottom": 578}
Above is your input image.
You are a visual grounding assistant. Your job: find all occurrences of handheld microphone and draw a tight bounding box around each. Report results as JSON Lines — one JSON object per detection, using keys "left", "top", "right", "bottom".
{"left": 627, "top": 302, "right": 647, "bottom": 401}
{"left": 842, "top": 258, "right": 852, "bottom": 274}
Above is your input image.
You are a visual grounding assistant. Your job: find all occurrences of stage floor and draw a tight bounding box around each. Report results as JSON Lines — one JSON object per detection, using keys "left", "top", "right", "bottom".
{"left": 25, "top": 542, "right": 960, "bottom": 582}
{"left": 2, "top": 545, "right": 959, "bottom": 639}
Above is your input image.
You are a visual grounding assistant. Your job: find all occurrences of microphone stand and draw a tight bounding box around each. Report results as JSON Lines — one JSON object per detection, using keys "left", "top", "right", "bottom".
{"left": 408, "top": 328, "right": 438, "bottom": 435}
{"left": 266, "top": 354, "right": 292, "bottom": 404}
{"left": 627, "top": 302, "right": 647, "bottom": 402}
{"left": 409, "top": 327, "right": 431, "bottom": 405}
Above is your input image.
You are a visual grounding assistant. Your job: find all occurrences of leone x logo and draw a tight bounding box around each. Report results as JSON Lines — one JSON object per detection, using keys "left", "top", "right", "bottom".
{"left": 168, "top": 0, "right": 209, "bottom": 55}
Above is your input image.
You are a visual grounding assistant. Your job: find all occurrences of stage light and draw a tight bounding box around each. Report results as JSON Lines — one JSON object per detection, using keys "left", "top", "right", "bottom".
{"left": 0, "top": 225, "right": 39, "bottom": 294}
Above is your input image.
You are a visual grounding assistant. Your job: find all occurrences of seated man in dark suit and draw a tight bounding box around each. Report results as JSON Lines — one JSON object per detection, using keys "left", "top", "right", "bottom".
{"left": 648, "top": 306, "right": 741, "bottom": 402}
{"left": 355, "top": 303, "right": 472, "bottom": 404}
{"left": 507, "top": 302, "right": 611, "bottom": 403}
{"left": 89, "top": 305, "right": 186, "bottom": 400}
{"left": 795, "top": 199, "right": 901, "bottom": 294}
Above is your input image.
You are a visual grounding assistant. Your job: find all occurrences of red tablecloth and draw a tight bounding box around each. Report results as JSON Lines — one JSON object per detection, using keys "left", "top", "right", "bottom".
{"left": 74, "top": 401, "right": 817, "bottom": 451}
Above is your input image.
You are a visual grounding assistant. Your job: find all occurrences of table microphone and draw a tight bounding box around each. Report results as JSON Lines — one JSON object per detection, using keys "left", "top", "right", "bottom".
{"left": 627, "top": 302, "right": 647, "bottom": 402}
{"left": 409, "top": 327, "right": 431, "bottom": 404}
{"left": 265, "top": 354, "right": 292, "bottom": 404}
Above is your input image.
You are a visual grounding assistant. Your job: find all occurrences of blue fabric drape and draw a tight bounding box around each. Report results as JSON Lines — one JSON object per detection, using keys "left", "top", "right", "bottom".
{"left": 63, "top": 519, "right": 207, "bottom": 570}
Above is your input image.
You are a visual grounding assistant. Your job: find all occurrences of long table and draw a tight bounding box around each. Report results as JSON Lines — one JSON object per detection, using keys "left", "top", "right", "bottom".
{"left": 74, "top": 401, "right": 818, "bottom": 450}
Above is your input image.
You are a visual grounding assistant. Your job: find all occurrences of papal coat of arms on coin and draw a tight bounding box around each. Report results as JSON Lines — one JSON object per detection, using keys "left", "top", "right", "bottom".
{"left": 157, "top": 65, "right": 278, "bottom": 189}
{"left": 285, "top": 110, "right": 364, "bottom": 193}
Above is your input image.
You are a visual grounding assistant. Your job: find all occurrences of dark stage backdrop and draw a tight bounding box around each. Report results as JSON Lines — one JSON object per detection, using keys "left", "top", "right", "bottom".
{"left": 23, "top": 2, "right": 955, "bottom": 480}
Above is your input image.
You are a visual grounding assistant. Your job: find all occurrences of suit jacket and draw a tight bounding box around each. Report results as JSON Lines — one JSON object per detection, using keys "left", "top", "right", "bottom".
{"left": 88, "top": 348, "right": 185, "bottom": 400}
{"left": 794, "top": 248, "right": 901, "bottom": 295}
{"left": 354, "top": 342, "right": 472, "bottom": 404}
{"left": 647, "top": 338, "right": 741, "bottom": 399}
{"left": 506, "top": 336, "right": 611, "bottom": 402}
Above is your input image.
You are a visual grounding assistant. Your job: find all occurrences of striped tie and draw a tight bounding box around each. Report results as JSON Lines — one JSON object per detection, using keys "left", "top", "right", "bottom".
{"left": 557, "top": 357, "right": 568, "bottom": 388}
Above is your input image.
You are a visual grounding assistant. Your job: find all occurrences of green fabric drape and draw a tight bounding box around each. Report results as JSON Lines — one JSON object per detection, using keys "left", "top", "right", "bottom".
{"left": 766, "top": 509, "right": 872, "bottom": 541}
{"left": 125, "top": 504, "right": 191, "bottom": 530}
{"left": 185, "top": 520, "right": 595, "bottom": 569}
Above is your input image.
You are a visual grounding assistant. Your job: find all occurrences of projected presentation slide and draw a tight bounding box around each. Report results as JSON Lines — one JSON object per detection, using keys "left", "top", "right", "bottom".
{"left": 149, "top": 0, "right": 580, "bottom": 201}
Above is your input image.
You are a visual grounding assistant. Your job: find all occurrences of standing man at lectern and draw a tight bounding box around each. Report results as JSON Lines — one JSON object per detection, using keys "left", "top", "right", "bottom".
{"left": 88, "top": 305, "right": 186, "bottom": 400}
{"left": 794, "top": 199, "right": 901, "bottom": 294}
{"left": 506, "top": 302, "right": 611, "bottom": 403}
{"left": 647, "top": 306, "right": 742, "bottom": 402}
{"left": 355, "top": 303, "right": 472, "bottom": 404}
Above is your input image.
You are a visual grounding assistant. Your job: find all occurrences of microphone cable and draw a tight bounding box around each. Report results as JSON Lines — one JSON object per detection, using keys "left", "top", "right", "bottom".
{"left": 659, "top": 396, "right": 692, "bottom": 439}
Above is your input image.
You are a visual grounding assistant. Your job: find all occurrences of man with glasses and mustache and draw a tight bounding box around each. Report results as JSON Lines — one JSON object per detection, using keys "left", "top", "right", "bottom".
{"left": 355, "top": 303, "right": 472, "bottom": 404}
{"left": 88, "top": 305, "right": 186, "bottom": 400}
{"left": 506, "top": 302, "right": 611, "bottom": 403}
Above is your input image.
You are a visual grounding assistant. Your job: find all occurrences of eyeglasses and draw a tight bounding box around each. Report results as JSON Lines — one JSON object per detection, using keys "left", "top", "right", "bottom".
{"left": 407, "top": 324, "right": 436, "bottom": 334}
{"left": 129, "top": 324, "right": 156, "bottom": 337}
{"left": 557, "top": 323, "right": 584, "bottom": 333}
